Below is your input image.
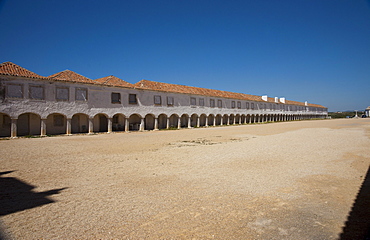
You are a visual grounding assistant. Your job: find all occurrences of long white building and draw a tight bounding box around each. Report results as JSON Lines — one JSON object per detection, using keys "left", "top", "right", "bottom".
{"left": 0, "top": 62, "right": 328, "bottom": 138}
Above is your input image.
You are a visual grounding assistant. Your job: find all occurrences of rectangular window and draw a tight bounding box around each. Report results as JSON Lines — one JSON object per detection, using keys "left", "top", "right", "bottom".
{"left": 246, "top": 102, "right": 249, "bottom": 109}
{"left": 199, "top": 98, "right": 205, "bottom": 106}
{"left": 6, "top": 84, "right": 23, "bottom": 98}
{"left": 56, "top": 87, "right": 69, "bottom": 101}
{"left": 29, "top": 85, "right": 44, "bottom": 100}
{"left": 251, "top": 103, "right": 254, "bottom": 110}
{"left": 210, "top": 99, "right": 215, "bottom": 107}
{"left": 129, "top": 94, "right": 137, "bottom": 104}
{"left": 111, "top": 92, "right": 121, "bottom": 103}
{"left": 190, "top": 97, "right": 196, "bottom": 105}
{"left": 167, "top": 96, "right": 174, "bottom": 106}
{"left": 76, "top": 88, "right": 88, "bottom": 101}
{"left": 231, "top": 101, "right": 236, "bottom": 108}
{"left": 154, "top": 95, "right": 161, "bottom": 105}
{"left": 217, "top": 100, "right": 222, "bottom": 108}
{"left": 54, "top": 115, "right": 64, "bottom": 127}
{"left": 237, "top": 101, "right": 241, "bottom": 109}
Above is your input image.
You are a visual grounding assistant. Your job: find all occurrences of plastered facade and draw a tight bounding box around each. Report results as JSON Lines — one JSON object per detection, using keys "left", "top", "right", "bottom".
{"left": 0, "top": 73, "right": 328, "bottom": 138}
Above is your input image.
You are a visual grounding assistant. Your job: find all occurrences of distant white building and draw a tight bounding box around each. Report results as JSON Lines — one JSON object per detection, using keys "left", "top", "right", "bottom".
{"left": 0, "top": 62, "right": 328, "bottom": 138}
{"left": 365, "top": 106, "right": 370, "bottom": 117}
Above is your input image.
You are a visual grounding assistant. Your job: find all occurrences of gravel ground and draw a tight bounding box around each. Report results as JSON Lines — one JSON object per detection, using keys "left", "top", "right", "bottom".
{"left": 0, "top": 118, "right": 369, "bottom": 239}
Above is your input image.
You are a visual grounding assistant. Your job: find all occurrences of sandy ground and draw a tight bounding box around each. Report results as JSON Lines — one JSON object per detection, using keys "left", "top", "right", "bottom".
{"left": 0, "top": 118, "right": 369, "bottom": 239}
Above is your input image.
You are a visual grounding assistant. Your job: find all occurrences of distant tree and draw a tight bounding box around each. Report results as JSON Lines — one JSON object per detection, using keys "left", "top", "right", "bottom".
{"left": 329, "top": 111, "right": 364, "bottom": 118}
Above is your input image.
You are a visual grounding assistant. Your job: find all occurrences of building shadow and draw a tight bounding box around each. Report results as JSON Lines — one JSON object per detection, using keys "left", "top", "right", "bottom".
{"left": 340, "top": 166, "right": 370, "bottom": 240}
{"left": 0, "top": 171, "right": 67, "bottom": 216}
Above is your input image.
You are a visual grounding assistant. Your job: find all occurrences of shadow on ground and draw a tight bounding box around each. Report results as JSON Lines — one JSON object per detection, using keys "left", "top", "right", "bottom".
{"left": 0, "top": 171, "right": 67, "bottom": 216}
{"left": 340, "top": 166, "right": 370, "bottom": 240}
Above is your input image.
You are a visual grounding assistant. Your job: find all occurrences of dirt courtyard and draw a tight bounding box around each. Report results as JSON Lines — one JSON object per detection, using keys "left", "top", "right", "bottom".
{"left": 0, "top": 118, "right": 369, "bottom": 239}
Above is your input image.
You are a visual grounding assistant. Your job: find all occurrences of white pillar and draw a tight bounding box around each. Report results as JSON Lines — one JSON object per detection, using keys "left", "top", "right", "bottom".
{"left": 205, "top": 117, "right": 208, "bottom": 127}
{"left": 166, "top": 117, "right": 170, "bottom": 129}
{"left": 140, "top": 118, "right": 145, "bottom": 131}
{"left": 41, "top": 119, "right": 47, "bottom": 136}
{"left": 66, "top": 118, "right": 72, "bottom": 135}
{"left": 11, "top": 118, "right": 17, "bottom": 138}
{"left": 88, "top": 118, "right": 94, "bottom": 134}
{"left": 177, "top": 117, "right": 181, "bottom": 129}
{"left": 125, "top": 118, "right": 129, "bottom": 132}
{"left": 154, "top": 118, "right": 159, "bottom": 130}
{"left": 107, "top": 118, "right": 112, "bottom": 133}
{"left": 213, "top": 117, "right": 216, "bottom": 126}
{"left": 188, "top": 117, "right": 191, "bottom": 128}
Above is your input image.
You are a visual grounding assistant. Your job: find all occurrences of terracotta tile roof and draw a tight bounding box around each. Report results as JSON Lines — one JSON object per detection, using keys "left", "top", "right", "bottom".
{"left": 0, "top": 62, "right": 44, "bottom": 79}
{"left": 134, "top": 80, "right": 327, "bottom": 108}
{"left": 48, "top": 70, "right": 94, "bottom": 83}
{"left": 134, "top": 79, "right": 263, "bottom": 102}
{"left": 95, "top": 75, "right": 134, "bottom": 88}
{"left": 0, "top": 62, "right": 326, "bottom": 109}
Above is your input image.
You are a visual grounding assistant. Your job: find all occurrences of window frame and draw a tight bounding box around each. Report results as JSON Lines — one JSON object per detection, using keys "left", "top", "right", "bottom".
{"left": 56, "top": 87, "right": 69, "bottom": 102}
{"left": 199, "top": 98, "right": 205, "bottom": 107}
{"left": 210, "top": 99, "right": 215, "bottom": 108}
{"left": 167, "top": 96, "right": 174, "bottom": 106}
{"left": 231, "top": 101, "right": 236, "bottom": 109}
{"left": 5, "top": 83, "right": 23, "bottom": 99}
{"left": 129, "top": 94, "right": 137, "bottom": 104}
{"left": 75, "top": 87, "right": 88, "bottom": 101}
{"left": 154, "top": 95, "right": 161, "bottom": 105}
{"left": 29, "top": 85, "right": 45, "bottom": 100}
{"left": 111, "top": 92, "right": 121, "bottom": 104}
{"left": 190, "top": 97, "right": 196, "bottom": 106}
{"left": 217, "top": 99, "right": 222, "bottom": 108}
{"left": 237, "top": 101, "right": 241, "bottom": 109}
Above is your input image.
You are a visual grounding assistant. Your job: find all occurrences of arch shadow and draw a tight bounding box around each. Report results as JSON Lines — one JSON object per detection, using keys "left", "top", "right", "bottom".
{"left": 0, "top": 171, "right": 67, "bottom": 216}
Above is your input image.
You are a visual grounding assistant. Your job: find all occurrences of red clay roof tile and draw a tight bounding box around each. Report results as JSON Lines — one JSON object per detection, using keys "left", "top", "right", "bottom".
{"left": 0, "top": 62, "right": 326, "bottom": 109}
{"left": 48, "top": 70, "right": 94, "bottom": 83}
{"left": 0, "top": 62, "right": 44, "bottom": 79}
{"left": 95, "top": 75, "right": 134, "bottom": 88}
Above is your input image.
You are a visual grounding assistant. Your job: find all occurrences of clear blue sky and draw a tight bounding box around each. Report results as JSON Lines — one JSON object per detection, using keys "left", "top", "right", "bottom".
{"left": 1, "top": 0, "right": 369, "bottom": 112}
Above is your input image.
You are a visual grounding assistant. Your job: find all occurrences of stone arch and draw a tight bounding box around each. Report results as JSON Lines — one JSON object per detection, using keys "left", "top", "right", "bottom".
{"left": 169, "top": 114, "right": 179, "bottom": 128}
{"left": 158, "top": 114, "right": 167, "bottom": 130}
{"left": 190, "top": 114, "right": 198, "bottom": 127}
{"left": 230, "top": 114, "right": 235, "bottom": 125}
{"left": 112, "top": 113, "right": 125, "bottom": 131}
{"left": 241, "top": 114, "right": 246, "bottom": 124}
{"left": 215, "top": 114, "right": 222, "bottom": 126}
{"left": 246, "top": 114, "right": 252, "bottom": 124}
{"left": 208, "top": 114, "right": 215, "bottom": 126}
{"left": 17, "top": 112, "right": 41, "bottom": 136}
{"left": 93, "top": 113, "right": 109, "bottom": 133}
{"left": 251, "top": 114, "right": 256, "bottom": 123}
{"left": 144, "top": 114, "right": 155, "bottom": 130}
{"left": 235, "top": 114, "right": 240, "bottom": 124}
{"left": 128, "top": 114, "right": 142, "bottom": 131}
{"left": 46, "top": 113, "right": 67, "bottom": 135}
{"left": 223, "top": 114, "right": 229, "bottom": 125}
{"left": 0, "top": 112, "right": 11, "bottom": 137}
{"left": 199, "top": 114, "right": 207, "bottom": 127}
{"left": 180, "top": 114, "right": 189, "bottom": 128}
{"left": 71, "top": 113, "right": 89, "bottom": 133}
